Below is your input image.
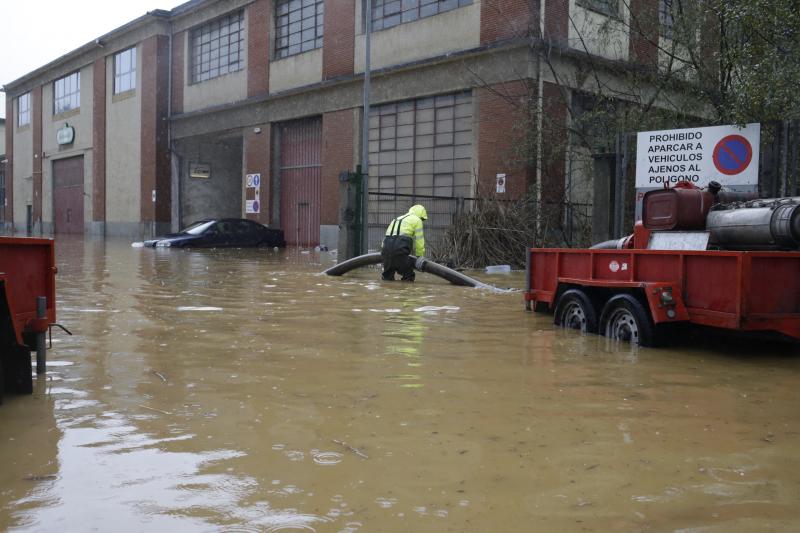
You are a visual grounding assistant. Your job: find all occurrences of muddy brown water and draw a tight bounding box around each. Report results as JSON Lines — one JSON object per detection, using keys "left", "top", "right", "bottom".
{"left": 2, "top": 236, "right": 800, "bottom": 532}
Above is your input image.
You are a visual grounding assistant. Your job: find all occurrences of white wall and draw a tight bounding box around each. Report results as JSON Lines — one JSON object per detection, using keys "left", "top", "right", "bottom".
{"left": 355, "top": 2, "right": 481, "bottom": 73}
{"left": 106, "top": 47, "right": 143, "bottom": 223}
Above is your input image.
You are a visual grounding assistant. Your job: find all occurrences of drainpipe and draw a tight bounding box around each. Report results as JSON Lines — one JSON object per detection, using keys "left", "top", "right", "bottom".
{"left": 361, "top": 0, "right": 372, "bottom": 254}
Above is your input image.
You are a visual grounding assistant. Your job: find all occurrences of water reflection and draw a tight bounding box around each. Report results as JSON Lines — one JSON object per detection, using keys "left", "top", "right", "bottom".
{"left": 0, "top": 235, "right": 799, "bottom": 531}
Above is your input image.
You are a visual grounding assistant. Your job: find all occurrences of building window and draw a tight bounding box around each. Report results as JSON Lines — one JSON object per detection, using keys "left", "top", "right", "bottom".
{"left": 576, "top": 0, "right": 619, "bottom": 18}
{"left": 54, "top": 72, "right": 80, "bottom": 114}
{"left": 369, "top": 91, "right": 473, "bottom": 197}
{"left": 370, "top": 0, "right": 472, "bottom": 31}
{"left": 659, "top": 0, "right": 676, "bottom": 37}
{"left": 274, "top": 0, "right": 324, "bottom": 59}
{"left": 190, "top": 10, "right": 244, "bottom": 84}
{"left": 114, "top": 47, "right": 137, "bottom": 94}
{"left": 18, "top": 92, "right": 31, "bottom": 127}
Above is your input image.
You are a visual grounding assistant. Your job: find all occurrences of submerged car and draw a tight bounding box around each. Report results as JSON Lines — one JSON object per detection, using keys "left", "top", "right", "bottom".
{"left": 144, "top": 218, "right": 286, "bottom": 248}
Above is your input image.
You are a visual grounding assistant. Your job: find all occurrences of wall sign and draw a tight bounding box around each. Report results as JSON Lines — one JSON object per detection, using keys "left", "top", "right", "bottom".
{"left": 190, "top": 163, "right": 211, "bottom": 179}
{"left": 636, "top": 123, "right": 760, "bottom": 188}
{"left": 245, "top": 173, "right": 261, "bottom": 214}
{"left": 57, "top": 124, "right": 75, "bottom": 145}
{"left": 634, "top": 123, "right": 760, "bottom": 220}
{"left": 496, "top": 173, "right": 506, "bottom": 194}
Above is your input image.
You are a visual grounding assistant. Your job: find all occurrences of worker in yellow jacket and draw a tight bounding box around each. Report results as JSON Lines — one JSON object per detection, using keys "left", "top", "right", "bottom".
{"left": 381, "top": 204, "right": 427, "bottom": 281}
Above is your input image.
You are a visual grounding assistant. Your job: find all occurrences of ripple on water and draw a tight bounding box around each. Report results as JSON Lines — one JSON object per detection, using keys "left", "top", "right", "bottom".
{"left": 375, "top": 497, "right": 398, "bottom": 509}
{"left": 311, "top": 451, "right": 343, "bottom": 466}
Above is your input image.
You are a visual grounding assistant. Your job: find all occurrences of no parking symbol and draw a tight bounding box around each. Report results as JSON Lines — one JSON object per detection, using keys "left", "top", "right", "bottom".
{"left": 713, "top": 135, "right": 753, "bottom": 176}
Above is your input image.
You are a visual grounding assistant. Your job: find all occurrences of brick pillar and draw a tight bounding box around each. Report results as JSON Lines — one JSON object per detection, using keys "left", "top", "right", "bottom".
{"left": 92, "top": 56, "right": 107, "bottom": 224}
{"left": 32, "top": 86, "right": 42, "bottom": 229}
{"left": 480, "top": 0, "right": 537, "bottom": 45}
{"left": 323, "top": 0, "right": 355, "bottom": 79}
{"left": 4, "top": 97, "right": 13, "bottom": 225}
{"left": 140, "top": 35, "right": 171, "bottom": 227}
{"left": 477, "top": 81, "right": 534, "bottom": 199}
{"left": 544, "top": 0, "right": 568, "bottom": 45}
{"left": 628, "top": 0, "right": 659, "bottom": 66}
{"left": 321, "top": 109, "right": 355, "bottom": 225}
{"left": 244, "top": 126, "right": 271, "bottom": 225}
{"left": 248, "top": 0, "right": 270, "bottom": 96}
{"left": 541, "top": 81, "right": 567, "bottom": 212}
{"left": 171, "top": 30, "right": 185, "bottom": 114}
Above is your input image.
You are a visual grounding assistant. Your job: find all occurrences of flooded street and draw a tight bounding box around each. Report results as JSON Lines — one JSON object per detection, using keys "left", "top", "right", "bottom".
{"left": 2, "top": 236, "right": 800, "bottom": 532}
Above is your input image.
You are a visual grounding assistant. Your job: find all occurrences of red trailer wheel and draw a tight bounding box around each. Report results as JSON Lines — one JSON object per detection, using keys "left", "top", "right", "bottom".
{"left": 554, "top": 289, "right": 598, "bottom": 333}
{"left": 600, "top": 295, "right": 656, "bottom": 346}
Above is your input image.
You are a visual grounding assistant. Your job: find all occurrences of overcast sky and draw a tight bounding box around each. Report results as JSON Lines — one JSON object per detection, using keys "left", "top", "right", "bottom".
{"left": 0, "top": 0, "right": 184, "bottom": 119}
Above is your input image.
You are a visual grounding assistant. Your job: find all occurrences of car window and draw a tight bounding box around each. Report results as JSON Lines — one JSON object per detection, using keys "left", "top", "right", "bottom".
{"left": 183, "top": 221, "right": 215, "bottom": 235}
{"left": 236, "top": 220, "right": 259, "bottom": 235}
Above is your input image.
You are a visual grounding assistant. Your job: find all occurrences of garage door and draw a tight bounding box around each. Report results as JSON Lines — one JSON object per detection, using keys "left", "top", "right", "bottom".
{"left": 279, "top": 118, "right": 322, "bottom": 247}
{"left": 53, "top": 156, "right": 84, "bottom": 234}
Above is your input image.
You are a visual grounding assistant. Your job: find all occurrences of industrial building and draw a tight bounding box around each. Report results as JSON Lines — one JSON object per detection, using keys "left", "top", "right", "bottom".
{"left": 3, "top": 0, "right": 674, "bottom": 248}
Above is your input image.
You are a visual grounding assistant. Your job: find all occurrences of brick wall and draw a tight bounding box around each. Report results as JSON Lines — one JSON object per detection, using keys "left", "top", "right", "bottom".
{"left": 92, "top": 57, "right": 106, "bottom": 223}
{"left": 244, "top": 125, "right": 271, "bottom": 225}
{"left": 628, "top": 0, "right": 658, "bottom": 66}
{"left": 477, "top": 81, "right": 534, "bottom": 199}
{"left": 4, "top": 98, "right": 13, "bottom": 224}
{"left": 544, "top": 0, "right": 568, "bottom": 45}
{"left": 248, "top": 0, "right": 270, "bottom": 96}
{"left": 171, "top": 30, "right": 185, "bottom": 114}
{"left": 323, "top": 0, "right": 355, "bottom": 79}
{"left": 140, "top": 35, "right": 171, "bottom": 225}
{"left": 480, "top": 0, "right": 536, "bottom": 45}
{"left": 541, "top": 81, "right": 567, "bottom": 208}
{"left": 321, "top": 109, "right": 355, "bottom": 225}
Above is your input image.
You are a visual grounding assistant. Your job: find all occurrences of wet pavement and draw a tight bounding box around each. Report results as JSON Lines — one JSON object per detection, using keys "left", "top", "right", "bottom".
{"left": 2, "top": 236, "right": 800, "bottom": 532}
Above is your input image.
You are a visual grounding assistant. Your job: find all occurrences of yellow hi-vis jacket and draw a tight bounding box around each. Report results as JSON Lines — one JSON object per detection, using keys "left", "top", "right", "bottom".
{"left": 384, "top": 205, "right": 426, "bottom": 257}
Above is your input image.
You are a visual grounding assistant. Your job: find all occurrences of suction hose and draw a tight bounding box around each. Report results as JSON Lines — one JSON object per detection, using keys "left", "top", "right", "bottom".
{"left": 323, "top": 252, "right": 494, "bottom": 290}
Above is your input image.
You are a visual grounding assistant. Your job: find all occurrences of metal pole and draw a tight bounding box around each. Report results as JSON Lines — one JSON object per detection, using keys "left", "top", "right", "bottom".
{"left": 361, "top": 0, "right": 372, "bottom": 254}
{"left": 613, "top": 134, "right": 622, "bottom": 238}
{"left": 36, "top": 296, "right": 46, "bottom": 375}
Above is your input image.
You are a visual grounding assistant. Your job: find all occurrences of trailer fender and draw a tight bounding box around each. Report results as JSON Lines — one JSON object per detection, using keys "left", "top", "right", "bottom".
{"left": 641, "top": 283, "right": 689, "bottom": 324}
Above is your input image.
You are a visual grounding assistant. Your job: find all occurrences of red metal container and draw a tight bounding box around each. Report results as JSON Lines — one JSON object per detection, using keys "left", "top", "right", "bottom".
{"left": 642, "top": 186, "right": 715, "bottom": 230}
{"left": 0, "top": 237, "right": 57, "bottom": 339}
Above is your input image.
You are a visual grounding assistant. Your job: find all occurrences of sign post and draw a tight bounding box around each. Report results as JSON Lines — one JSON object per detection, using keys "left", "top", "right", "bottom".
{"left": 634, "top": 123, "right": 760, "bottom": 219}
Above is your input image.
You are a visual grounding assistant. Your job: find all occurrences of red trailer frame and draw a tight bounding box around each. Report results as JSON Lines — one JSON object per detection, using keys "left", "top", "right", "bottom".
{"left": 0, "top": 237, "right": 57, "bottom": 399}
{"left": 525, "top": 247, "right": 800, "bottom": 342}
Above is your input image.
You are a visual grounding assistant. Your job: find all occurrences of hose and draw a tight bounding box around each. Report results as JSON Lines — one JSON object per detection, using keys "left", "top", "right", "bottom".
{"left": 323, "top": 252, "right": 496, "bottom": 290}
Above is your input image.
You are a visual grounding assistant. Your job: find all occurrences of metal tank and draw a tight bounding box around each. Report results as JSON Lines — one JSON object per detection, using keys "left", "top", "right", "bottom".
{"left": 707, "top": 199, "right": 800, "bottom": 249}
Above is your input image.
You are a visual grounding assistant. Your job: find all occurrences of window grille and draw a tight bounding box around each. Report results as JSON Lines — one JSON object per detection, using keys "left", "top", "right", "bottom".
{"left": 18, "top": 92, "right": 31, "bottom": 126}
{"left": 371, "top": 0, "right": 472, "bottom": 31}
{"left": 275, "top": 0, "right": 324, "bottom": 59}
{"left": 54, "top": 72, "right": 80, "bottom": 114}
{"left": 576, "top": 0, "right": 619, "bottom": 18}
{"left": 114, "top": 47, "right": 137, "bottom": 94}
{"left": 368, "top": 91, "right": 473, "bottom": 198}
{"left": 190, "top": 10, "right": 244, "bottom": 83}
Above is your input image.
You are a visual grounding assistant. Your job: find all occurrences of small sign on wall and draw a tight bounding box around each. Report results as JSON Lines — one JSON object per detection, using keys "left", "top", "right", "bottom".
{"left": 496, "top": 173, "right": 506, "bottom": 194}
{"left": 245, "top": 173, "right": 261, "bottom": 214}
{"left": 190, "top": 163, "right": 211, "bottom": 179}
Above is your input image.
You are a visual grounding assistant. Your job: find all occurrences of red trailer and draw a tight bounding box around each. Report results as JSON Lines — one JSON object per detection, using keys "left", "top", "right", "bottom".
{"left": 525, "top": 222, "right": 800, "bottom": 346}
{"left": 0, "top": 237, "right": 57, "bottom": 400}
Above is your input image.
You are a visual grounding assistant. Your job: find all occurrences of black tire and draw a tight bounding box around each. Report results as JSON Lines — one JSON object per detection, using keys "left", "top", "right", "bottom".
{"left": 533, "top": 301, "right": 550, "bottom": 313}
{"left": 554, "top": 289, "right": 598, "bottom": 333}
{"left": 599, "top": 294, "right": 657, "bottom": 347}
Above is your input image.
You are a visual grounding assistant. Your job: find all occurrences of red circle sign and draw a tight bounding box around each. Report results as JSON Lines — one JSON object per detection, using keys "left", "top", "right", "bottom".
{"left": 712, "top": 135, "right": 753, "bottom": 175}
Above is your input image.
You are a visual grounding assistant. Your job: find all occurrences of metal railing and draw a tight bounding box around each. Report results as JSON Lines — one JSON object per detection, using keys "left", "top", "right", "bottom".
{"left": 367, "top": 192, "right": 475, "bottom": 251}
